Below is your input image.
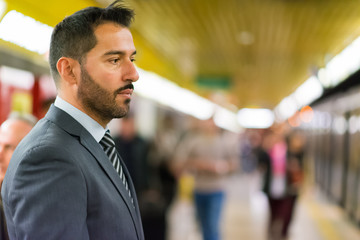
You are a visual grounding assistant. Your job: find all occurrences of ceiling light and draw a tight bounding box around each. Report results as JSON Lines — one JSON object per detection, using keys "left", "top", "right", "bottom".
{"left": 214, "top": 107, "right": 242, "bottom": 133}
{"left": 0, "top": 10, "right": 53, "bottom": 54}
{"left": 276, "top": 30, "right": 360, "bottom": 122}
{"left": 324, "top": 36, "right": 360, "bottom": 87}
{"left": 274, "top": 96, "right": 298, "bottom": 121}
{"left": 274, "top": 75, "right": 323, "bottom": 122}
{"left": 134, "top": 68, "right": 241, "bottom": 132}
{"left": 237, "top": 31, "right": 254, "bottom": 45}
{"left": 134, "top": 68, "right": 214, "bottom": 120}
{"left": 237, "top": 108, "right": 274, "bottom": 129}
{"left": 317, "top": 68, "right": 331, "bottom": 88}
{"left": 293, "top": 76, "right": 323, "bottom": 107}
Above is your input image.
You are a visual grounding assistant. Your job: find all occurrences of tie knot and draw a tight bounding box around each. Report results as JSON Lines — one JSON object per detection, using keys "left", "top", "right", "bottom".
{"left": 100, "top": 131, "right": 115, "bottom": 149}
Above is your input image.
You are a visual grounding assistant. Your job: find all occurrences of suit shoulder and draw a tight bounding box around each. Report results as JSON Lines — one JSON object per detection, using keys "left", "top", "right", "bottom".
{"left": 7, "top": 119, "right": 83, "bottom": 176}
{"left": 22, "top": 118, "right": 80, "bottom": 151}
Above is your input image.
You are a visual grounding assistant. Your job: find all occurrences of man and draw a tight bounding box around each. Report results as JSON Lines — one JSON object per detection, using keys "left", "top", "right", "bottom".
{"left": 0, "top": 114, "right": 36, "bottom": 182}
{"left": 0, "top": 114, "right": 36, "bottom": 240}
{"left": 1, "top": 1, "right": 145, "bottom": 239}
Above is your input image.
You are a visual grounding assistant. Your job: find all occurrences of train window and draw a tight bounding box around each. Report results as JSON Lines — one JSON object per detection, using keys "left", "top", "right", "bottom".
{"left": 333, "top": 116, "right": 347, "bottom": 135}
{"left": 330, "top": 115, "right": 346, "bottom": 204}
{"left": 349, "top": 116, "right": 358, "bottom": 134}
{"left": 346, "top": 113, "right": 360, "bottom": 219}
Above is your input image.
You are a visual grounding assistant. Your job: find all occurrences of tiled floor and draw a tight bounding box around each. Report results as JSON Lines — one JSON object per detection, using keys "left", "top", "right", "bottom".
{"left": 167, "top": 173, "right": 360, "bottom": 240}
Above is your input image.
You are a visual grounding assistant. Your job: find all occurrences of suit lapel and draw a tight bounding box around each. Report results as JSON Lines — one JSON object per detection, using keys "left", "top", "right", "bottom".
{"left": 46, "top": 105, "right": 143, "bottom": 239}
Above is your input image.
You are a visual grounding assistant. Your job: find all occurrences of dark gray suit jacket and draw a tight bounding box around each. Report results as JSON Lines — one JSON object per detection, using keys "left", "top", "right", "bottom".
{"left": 1, "top": 105, "right": 145, "bottom": 240}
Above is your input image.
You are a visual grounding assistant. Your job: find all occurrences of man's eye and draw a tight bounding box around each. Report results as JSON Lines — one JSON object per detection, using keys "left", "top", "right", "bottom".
{"left": 110, "top": 59, "right": 120, "bottom": 64}
{"left": 131, "top": 58, "right": 136, "bottom": 62}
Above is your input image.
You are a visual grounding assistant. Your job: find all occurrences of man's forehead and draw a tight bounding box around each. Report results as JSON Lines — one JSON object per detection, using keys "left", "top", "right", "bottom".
{"left": 94, "top": 24, "right": 133, "bottom": 43}
{"left": 1, "top": 121, "right": 31, "bottom": 139}
{"left": 0, "top": 131, "right": 13, "bottom": 144}
{"left": 88, "top": 27, "right": 136, "bottom": 59}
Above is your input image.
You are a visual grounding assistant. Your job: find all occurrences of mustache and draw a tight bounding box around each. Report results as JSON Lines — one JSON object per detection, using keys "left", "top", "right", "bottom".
{"left": 114, "top": 83, "right": 134, "bottom": 94}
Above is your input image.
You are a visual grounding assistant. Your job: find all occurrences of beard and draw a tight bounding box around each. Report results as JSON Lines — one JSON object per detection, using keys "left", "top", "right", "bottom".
{"left": 77, "top": 64, "right": 133, "bottom": 121}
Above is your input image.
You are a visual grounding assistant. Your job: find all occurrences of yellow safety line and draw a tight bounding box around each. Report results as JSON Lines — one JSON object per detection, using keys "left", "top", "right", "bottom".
{"left": 303, "top": 196, "right": 343, "bottom": 240}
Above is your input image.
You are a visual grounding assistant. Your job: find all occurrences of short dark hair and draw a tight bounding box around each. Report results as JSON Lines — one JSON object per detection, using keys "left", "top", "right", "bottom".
{"left": 49, "top": 0, "right": 135, "bottom": 85}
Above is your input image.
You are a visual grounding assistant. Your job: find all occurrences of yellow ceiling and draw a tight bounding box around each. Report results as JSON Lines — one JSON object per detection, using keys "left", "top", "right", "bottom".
{"left": 3, "top": 0, "right": 360, "bottom": 110}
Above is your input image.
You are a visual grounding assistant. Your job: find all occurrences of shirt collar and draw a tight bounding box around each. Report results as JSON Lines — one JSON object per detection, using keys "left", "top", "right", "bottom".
{"left": 54, "top": 96, "right": 107, "bottom": 142}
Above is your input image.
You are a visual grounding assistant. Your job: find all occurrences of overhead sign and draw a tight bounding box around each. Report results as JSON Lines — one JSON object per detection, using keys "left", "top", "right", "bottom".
{"left": 196, "top": 75, "right": 231, "bottom": 89}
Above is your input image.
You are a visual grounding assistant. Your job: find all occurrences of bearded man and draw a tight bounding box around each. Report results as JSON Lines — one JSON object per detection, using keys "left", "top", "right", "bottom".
{"left": 1, "top": 1, "right": 144, "bottom": 239}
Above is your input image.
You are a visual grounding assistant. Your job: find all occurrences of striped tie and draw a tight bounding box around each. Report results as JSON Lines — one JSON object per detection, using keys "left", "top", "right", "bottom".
{"left": 100, "top": 130, "right": 134, "bottom": 205}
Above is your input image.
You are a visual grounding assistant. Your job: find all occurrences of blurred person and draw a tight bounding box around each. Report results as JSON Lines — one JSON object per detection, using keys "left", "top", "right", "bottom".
{"left": 282, "top": 130, "right": 306, "bottom": 238}
{"left": 114, "top": 114, "right": 164, "bottom": 239}
{"left": 258, "top": 126, "right": 305, "bottom": 240}
{"left": 0, "top": 113, "right": 37, "bottom": 182}
{"left": 149, "top": 113, "right": 183, "bottom": 206}
{"left": 114, "top": 114, "right": 149, "bottom": 196}
{"left": 1, "top": 1, "right": 145, "bottom": 239}
{"left": 145, "top": 113, "right": 183, "bottom": 240}
{"left": 174, "top": 117, "right": 238, "bottom": 240}
{"left": 0, "top": 113, "right": 36, "bottom": 240}
{"left": 239, "top": 129, "right": 260, "bottom": 173}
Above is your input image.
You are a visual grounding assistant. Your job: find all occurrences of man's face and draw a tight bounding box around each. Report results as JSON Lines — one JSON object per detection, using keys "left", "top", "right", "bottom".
{"left": 0, "top": 120, "right": 33, "bottom": 181}
{"left": 77, "top": 23, "right": 139, "bottom": 124}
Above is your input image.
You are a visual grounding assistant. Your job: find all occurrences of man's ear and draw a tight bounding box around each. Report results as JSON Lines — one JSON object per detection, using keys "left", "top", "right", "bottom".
{"left": 56, "top": 57, "right": 80, "bottom": 85}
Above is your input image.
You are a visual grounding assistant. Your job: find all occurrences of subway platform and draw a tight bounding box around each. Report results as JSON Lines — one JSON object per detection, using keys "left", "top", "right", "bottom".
{"left": 167, "top": 173, "right": 360, "bottom": 240}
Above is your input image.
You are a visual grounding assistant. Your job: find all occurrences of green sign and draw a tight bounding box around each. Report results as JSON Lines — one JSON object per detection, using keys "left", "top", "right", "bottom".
{"left": 196, "top": 76, "right": 231, "bottom": 89}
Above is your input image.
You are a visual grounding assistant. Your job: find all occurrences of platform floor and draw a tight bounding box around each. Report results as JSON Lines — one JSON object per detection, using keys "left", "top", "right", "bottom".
{"left": 167, "top": 173, "right": 360, "bottom": 240}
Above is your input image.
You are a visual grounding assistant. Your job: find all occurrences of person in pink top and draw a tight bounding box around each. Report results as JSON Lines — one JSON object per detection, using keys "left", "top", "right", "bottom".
{"left": 258, "top": 125, "right": 305, "bottom": 240}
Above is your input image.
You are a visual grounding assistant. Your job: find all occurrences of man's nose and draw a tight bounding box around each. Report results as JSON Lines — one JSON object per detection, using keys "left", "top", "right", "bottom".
{"left": 124, "top": 61, "right": 139, "bottom": 82}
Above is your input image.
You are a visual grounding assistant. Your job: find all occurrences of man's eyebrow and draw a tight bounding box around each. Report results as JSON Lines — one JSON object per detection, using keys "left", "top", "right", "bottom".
{"left": 103, "top": 50, "right": 137, "bottom": 56}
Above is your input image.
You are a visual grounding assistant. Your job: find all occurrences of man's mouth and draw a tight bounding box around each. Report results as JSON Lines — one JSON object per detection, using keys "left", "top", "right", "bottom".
{"left": 116, "top": 84, "right": 134, "bottom": 96}
{"left": 119, "top": 89, "right": 133, "bottom": 95}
